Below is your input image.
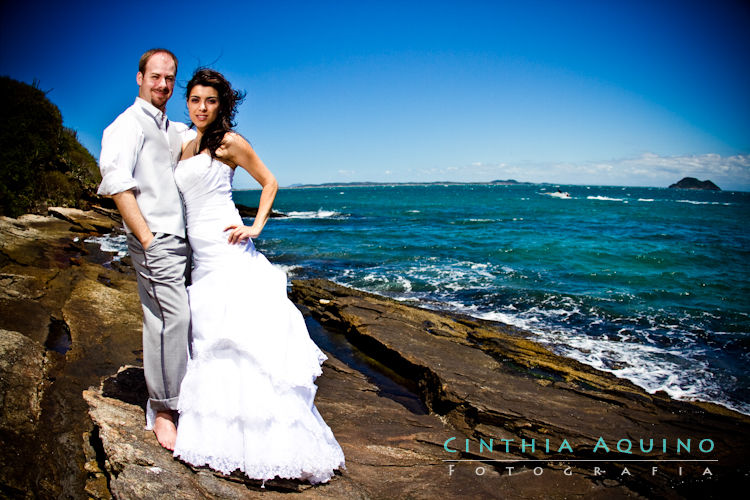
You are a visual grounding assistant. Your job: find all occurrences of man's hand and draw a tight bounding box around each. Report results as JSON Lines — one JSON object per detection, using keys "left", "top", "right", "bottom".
{"left": 141, "top": 232, "right": 155, "bottom": 249}
{"left": 112, "top": 191, "right": 154, "bottom": 248}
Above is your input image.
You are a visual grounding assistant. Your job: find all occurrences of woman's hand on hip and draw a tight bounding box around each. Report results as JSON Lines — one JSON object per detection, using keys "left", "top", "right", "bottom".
{"left": 224, "top": 224, "right": 260, "bottom": 244}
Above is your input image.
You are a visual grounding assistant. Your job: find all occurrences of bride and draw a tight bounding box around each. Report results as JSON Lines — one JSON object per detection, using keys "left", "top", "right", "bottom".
{"left": 171, "top": 68, "right": 345, "bottom": 484}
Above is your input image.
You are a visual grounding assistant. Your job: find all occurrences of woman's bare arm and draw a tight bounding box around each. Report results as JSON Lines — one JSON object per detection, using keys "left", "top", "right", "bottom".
{"left": 219, "top": 132, "right": 279, "bottom": 243}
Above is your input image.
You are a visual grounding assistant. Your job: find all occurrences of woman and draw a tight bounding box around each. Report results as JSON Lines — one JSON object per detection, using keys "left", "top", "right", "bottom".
{"left": 172, "top": 68, "right": 345, "bottom": 484}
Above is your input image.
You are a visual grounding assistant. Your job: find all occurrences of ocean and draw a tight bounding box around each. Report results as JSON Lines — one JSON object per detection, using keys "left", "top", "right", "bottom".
{"left": 92, "top": 183, "right": 750, "bottom": 415}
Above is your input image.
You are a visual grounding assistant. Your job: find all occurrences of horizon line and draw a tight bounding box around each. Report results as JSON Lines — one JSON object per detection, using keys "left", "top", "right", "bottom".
{"left": 233, "top": 179, "right": 745, "bottom": 192}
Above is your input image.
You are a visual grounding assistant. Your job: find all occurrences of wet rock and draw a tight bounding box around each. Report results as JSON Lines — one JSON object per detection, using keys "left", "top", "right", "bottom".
{"left": 0, "top": 329, "right": 47, "bottom": 434}
{"left": 48, "top": 206, "right": 122, "bottom": 233}
{"left": 0, "top": 212, "right": 141, "bottom": 498}
{"left": 290, "top": 278, "right": 750, "bottom": 498}
{"left": 85, "top": 360, "right": 639, "bottom": 499}
{"left": 235, "top": 202, "right": 287, "bottom": 219}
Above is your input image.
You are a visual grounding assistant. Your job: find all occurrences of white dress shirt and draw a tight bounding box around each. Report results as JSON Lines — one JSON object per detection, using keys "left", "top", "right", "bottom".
{"left": 98, "top": 98, "right": 196, "bottom": 236}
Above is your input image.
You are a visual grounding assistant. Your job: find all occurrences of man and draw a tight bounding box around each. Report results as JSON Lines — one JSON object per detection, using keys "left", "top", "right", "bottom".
{"left": 97, "top": 48, "right": 192, "bottom": 450}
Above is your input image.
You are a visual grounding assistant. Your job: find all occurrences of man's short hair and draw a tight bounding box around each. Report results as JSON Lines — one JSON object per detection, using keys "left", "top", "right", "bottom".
{"left": 138, "top": 48, "right": 178, "bottom": 75}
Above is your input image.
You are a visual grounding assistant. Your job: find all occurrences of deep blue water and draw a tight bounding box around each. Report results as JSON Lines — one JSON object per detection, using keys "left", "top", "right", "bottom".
{"left": 235, "top": 184, "right": 750, "bottom": 414}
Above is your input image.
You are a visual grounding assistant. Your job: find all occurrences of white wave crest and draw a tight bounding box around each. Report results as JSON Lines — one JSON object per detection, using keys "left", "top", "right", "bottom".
{"left": 428, "top": 297, "right": 750, "bottom": 415}
{"left": 272, "top": 263, "right": 301, "bottom": 276}
{"left": 85, "top": 234, "right": 128, "bottom": 260}
{"left": 587, "top": 196, "right": 623, "bottom": 201}
{"left": 541, "top": 192, "right": 572, "bottom": 199}
{"left": 676, "top": 200, "right": 729, "bottom": 206}
{"left": 285, "top": 209, "right": 343, "bottom": 219}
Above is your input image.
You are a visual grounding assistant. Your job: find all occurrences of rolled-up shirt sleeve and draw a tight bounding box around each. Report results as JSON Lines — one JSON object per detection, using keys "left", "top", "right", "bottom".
{"left": 97, "top": 115, "right": 143, "bottom": 196}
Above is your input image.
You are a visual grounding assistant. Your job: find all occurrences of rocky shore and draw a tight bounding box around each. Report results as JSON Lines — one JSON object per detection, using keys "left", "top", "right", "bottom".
{"left": 1, "top": 209, "right": 748, "bottom": 499}
{"left": 0, "top": 208, "right": 141, "bottom": 498}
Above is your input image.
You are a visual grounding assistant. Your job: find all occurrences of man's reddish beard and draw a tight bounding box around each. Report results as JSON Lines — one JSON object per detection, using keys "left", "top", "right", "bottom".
{"left": 152, "top": 88, "right": 171, "bottom": 102}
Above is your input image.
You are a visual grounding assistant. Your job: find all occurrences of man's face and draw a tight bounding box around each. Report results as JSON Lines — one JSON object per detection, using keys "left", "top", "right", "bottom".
{"left": 136, "top": 52, "right": 176, "bottom": 111}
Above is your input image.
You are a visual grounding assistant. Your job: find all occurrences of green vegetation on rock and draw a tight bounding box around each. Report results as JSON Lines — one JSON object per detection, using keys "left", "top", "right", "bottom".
{"left": 0, "top": 76, "right": 101, "bottom": 216}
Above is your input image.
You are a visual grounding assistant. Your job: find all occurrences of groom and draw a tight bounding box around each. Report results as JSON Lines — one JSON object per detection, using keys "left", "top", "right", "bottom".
{"left": 97, "top": 48, "right": 192, "bottom": 450}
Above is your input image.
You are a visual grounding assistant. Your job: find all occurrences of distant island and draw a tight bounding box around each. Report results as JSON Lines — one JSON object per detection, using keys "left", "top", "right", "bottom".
{"left": 286, "top": 179, "right": 529, "bottom": 188}
{"left": 669, "top": 177, "right": 721, "bottom": 191}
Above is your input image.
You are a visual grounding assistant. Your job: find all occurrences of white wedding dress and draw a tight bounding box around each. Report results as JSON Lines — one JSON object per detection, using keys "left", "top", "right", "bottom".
{"left": 171, "top": 153, "right": 345, "bottom": 483}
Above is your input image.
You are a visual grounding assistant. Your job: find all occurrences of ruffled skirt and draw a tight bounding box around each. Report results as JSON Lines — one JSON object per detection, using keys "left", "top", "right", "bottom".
{"left": 172, "top": 239, "right": 345, "bottom": 483}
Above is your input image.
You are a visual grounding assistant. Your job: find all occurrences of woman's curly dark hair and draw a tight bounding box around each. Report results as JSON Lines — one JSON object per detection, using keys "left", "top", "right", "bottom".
{"left": 185, "top": 68, "right": 246, "bottom": 158}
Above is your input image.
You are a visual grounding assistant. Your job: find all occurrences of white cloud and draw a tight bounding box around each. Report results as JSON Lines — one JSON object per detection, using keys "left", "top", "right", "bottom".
{"left": 441, "top": 153, "right": 750, "bottom": 190}
{"left": 595, "top": 153, "right": 750, "bottom": 189}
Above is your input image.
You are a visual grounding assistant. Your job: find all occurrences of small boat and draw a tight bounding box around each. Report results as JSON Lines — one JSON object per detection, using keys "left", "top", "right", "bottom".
{"left": 543, "top": 190, "right": 571, "bottom": 199}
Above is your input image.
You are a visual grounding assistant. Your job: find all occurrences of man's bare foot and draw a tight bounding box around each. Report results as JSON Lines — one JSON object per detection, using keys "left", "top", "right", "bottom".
{"left": 153, "top": 411, "right": 177, "bottom": 451}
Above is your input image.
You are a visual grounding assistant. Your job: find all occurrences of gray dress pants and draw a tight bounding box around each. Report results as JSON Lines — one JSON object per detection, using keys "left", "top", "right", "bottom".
{"left": 127, "top": 232, "right": 191, "bottom": 413}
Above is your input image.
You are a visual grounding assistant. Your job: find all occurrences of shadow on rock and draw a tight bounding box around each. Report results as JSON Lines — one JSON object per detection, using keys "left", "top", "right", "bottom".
{"left": 101, "top": 366, "right": 148, "bottom": 410}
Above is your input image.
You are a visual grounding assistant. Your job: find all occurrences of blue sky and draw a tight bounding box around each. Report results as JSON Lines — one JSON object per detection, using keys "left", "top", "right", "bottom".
{"left": 2, "top": 0, "right": 749, "bottom": 189}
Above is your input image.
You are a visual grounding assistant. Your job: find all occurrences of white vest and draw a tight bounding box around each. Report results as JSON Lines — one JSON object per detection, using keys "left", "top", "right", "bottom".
{"left": 98, "top": 98, "right": 187, "bottom": 237}
{"left": 130, "top": 104, "right": 185, "bottom": 236}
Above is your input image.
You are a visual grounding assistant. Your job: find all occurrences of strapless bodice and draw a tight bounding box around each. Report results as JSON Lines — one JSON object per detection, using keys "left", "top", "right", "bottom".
{"left": 175, "top": 154, "right": 251, "bottom": 280}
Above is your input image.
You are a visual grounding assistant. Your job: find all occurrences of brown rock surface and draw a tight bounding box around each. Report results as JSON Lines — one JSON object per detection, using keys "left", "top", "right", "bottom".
{"left": 0, "top": 211, "right": 143, "bottom": 498}
{"left": 83, "top": 361, "right": 640, "bottom": 499}
{"left": 47, "top": 206, "right": 122, "bottom": 233}
{"left": 0, "top": 329, "right": 48, "bottom": 433}
{"left": 290, "top": 278, "right": 750, "bottom": 498}
{"left": 0, "top": 329, "right": 51, "bottom": 497}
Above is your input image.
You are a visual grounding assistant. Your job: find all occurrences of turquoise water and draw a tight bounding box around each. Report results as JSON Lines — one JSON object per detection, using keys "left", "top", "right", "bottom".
{"left": 233, "top": 184, "right": 750, "bottom": 414}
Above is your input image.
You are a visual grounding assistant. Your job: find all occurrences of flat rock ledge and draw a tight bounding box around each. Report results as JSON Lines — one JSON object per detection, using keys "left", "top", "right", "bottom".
{"left": 81, "top": 275, "right": 750, "bottom": 499}
{"left": 47, "top": 206, "right": 122, "bottom": 233}
{"left": 289, "top": 278, "right": 750, "bottom": 499}
{"left": 83, "top": 359, "right": 641, "bottom": 500}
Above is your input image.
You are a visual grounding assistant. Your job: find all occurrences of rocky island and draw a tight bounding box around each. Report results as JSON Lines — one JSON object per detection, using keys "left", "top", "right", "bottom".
{"left": 668, "top": 177, "right": 721, "bottom": 190}
{"left": 2, "top": 207, "right": 749, "bottom": 499}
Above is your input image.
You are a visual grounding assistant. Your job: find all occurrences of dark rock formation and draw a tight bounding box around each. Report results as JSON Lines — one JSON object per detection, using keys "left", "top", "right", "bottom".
{"left": 668, "top": 177, "right": 721, "bottom": 190}
{"left": 0, "top": 330, "right": 48, "bottom": 434}
{"left": 0, "top": 210, "right": 143, "bottom": 498}
{"left": 235, "top": 203, "right": 287, "bottom": 219}
{"left": 290, "top": 278, "right": 750, "bottom": 499}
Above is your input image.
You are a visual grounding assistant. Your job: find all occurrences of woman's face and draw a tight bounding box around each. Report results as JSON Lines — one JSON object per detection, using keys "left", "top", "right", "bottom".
{"left": 187, "top": 85, "right": 220, "bottom": 130}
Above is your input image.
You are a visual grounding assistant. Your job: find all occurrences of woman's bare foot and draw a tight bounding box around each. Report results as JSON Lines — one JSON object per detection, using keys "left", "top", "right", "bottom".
{"left": 153, "top": 411, "right": 177, "bottom": 450}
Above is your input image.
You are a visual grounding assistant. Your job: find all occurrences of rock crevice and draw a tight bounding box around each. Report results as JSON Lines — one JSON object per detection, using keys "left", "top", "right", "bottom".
{"left": 290, "top": 278, "right": 750, "bottom": 498}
